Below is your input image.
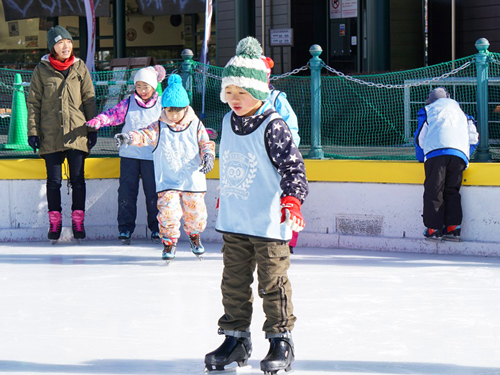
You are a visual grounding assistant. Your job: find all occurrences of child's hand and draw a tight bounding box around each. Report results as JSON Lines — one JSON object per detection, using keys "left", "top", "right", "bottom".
{"left": 199, "top": 153, "right": 215, "bottom": 174}
{"left": 114, "top": 133, "right": 131, "bottom": 148}
{"left": 87, "top": 118, "right": 102, "bottom": 130}
{"left": 206, "top": 128, "right": 218, "bottom": 140}
{"left": 280, "top": 196, "right": 305, "bottom": 232}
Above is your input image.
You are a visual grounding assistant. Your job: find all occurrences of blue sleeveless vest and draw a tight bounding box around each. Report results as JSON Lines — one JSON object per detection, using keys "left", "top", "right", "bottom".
{"left": 216, "top": 111, "right": 292, "bottom": 241}
{"left": 152, "top": 120, "right": 206, "bottom": 193}
{"left": 120, "top": 96, "right": 162, "bottom": 160}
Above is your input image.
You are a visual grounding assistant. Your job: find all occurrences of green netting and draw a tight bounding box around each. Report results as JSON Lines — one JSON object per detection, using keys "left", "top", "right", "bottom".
{"left": 319, "top": 56, "right": 478, "bottom": 160}
{"left": 90, "top": 63, "right": 179, "bottom": 157}
{"left": 2, "top": 55, "right": 500, "bottom": 160}
{"left": 0, "top": 63, "right": 179, "bottom": 159}
{"left": 191, "top": 63, "right": 313, "bottom": 157}
{"left": 192, "top": 56, "right": 500, "bottom": 160}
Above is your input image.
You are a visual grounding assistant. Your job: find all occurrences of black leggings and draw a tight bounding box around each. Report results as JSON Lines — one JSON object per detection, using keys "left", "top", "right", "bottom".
{"left": 44, "top": 150, "right": 86, "bottom": 212}
{"left": 117, "top": 157, "right": 159, "bottom": 233}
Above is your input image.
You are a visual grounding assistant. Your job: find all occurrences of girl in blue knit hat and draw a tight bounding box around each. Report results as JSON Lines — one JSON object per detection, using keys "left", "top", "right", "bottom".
{"left": 114, "top": 74, "right": 215, "bottom": 262}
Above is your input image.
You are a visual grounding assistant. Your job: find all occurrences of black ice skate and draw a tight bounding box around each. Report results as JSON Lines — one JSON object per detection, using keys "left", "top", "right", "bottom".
{"left": 72, "top": 210, "right": 86, "bottom": 243}
{"left": 260, "top": 332, "right": 295, "bottom": 375}
{"left": 48, "top": 211, "right": 62, "bottom": 245}
{"left": 443, "top": 225, "right": 462, "bottom": 242}
{"left": 119, "top": 231, "right": 131, "bottom": 245}
{"left": 423, "top": 227, "right": 443, "bottom": 242}
{"left": 205, "top": 330, "right": 252, "bottom": 372}
{"left": 189, "top": 233, "right": 205, "bottom": 260}
{"left": 151, "top": 231, "right": 161, "bottom": 244}
{"left": 162, "top": 242, "right": 177, "bottom": 265}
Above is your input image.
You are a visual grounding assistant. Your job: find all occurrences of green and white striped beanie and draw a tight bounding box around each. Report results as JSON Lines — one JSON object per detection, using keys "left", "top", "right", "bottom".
{"left": 220, "top": 37, "right": 270, "bottom": 103}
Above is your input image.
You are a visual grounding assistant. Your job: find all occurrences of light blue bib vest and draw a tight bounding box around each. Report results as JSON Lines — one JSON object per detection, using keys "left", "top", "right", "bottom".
{"left": 152, "top": 120, "right": 206, "bottom": 193}
{"left": 120, "top": 97, "right": 162, "bottom": 160}
{"left": 216, "top": 111, "right": 292, "bottom": 241}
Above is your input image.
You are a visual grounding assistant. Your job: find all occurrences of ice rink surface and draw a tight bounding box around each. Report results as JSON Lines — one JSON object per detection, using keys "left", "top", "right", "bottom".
{"left": 1, "top": 239, "right": 500, "bottom": 375}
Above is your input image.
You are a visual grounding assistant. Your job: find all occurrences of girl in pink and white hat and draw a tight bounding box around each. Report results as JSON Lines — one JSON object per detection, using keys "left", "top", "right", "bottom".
{"left": 87, "top": 65, "right": 166, "bottom": 244}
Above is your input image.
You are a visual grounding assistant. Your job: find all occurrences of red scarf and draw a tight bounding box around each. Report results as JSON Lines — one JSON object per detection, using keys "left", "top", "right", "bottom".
{"left": 49, "top": 55, "right": 75, "bottom": 71}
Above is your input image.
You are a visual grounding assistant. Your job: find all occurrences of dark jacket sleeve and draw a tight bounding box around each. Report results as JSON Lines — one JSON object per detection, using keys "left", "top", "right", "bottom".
{"left": 80, "top": 63, "right": 98, "bottom": 132}
{"left": 264, "top": 118, "right": 308, "bottom": 203}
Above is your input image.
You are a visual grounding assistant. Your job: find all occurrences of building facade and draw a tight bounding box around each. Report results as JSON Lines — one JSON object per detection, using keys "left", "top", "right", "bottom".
{"left": 0, "top": 0, "right": 499, "bottom": 73}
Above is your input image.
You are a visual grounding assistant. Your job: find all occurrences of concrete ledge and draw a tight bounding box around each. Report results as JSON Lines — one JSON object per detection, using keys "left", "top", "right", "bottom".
{"left": 334, "top": 234, "right": 500, "bottom": 257}
{"left": 2, "top": 179, "right": 500, "bottom": 258}
{"left": 3, "top": 225, "right": 498, "bottom": 258}
{"left": 0, "top": 225, "right": 150, "bottom": 243}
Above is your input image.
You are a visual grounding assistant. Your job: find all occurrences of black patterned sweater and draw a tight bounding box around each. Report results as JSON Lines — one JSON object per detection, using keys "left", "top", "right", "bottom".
{"left": 229, "top": 109, "right": 309, "bottom": 203}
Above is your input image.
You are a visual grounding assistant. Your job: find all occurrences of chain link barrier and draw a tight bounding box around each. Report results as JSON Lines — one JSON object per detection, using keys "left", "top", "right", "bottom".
{"left": 270, "top": 64, "right": 310, "bottom": 81}
{"left": 0, "top": 68, "right": 181, "bottom": 98}
{"left": 489, "top": 54, "right": 500, "bottom": 66}
{"left": 321, "top": 59, "right": 474, "bottom": 89}
{"left": 0, "top": 80, "right": 27, "bottom": 94}
{"left": 193, "top": 58, "right": 474, "bottom": 89}
{"left": 1, "top": 59, "right": 474, "bottom": 96}
{"left": 2, "top": 56, "right": 497, "bottom": 161}
{"left": 194, "top": 66, "right": 222, "bottom": 81}
{"left": 194, "top": 63, "right": 310, "bottom": 82}
{"left": 93, "top": 68, "right": 180, "bottom": 96}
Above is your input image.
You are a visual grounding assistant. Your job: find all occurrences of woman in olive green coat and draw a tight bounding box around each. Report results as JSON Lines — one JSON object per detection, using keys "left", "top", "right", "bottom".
{"left": 27, "top": 26, "right": 97, "bottom": 243}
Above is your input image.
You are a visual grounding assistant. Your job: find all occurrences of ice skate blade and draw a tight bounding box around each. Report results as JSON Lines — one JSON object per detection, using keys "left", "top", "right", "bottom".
{"left": 163, "top": 259, "right": 174, "bottom": 266}
{"left": 121, "top": 239, "right": 131, "bottom": 245}
{"left": 205, "top": 364, "right": 251, "bottom": 373}
{"left": 263, "top": 365, "right": 293, "bottom": 375}
{"left": 424, "top": 237, "right": 443, "bottom": 243}
{"left": 50, "top": 240, "right": 59, "bottom": 245}
{"left": 194, "top": 254, "right": 204, "bottom": 261}
{"left": 443, "top": 236, "right": 462, "bottom": 242}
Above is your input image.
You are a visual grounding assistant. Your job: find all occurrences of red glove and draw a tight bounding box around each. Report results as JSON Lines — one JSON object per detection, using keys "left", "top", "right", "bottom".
{"left": 280, "top": 196, "right": 305, "bottom": 232}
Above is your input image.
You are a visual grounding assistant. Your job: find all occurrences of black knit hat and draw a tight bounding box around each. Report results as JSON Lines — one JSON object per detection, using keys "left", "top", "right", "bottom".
{"left": 47, "top": 26, "right": 73, "bottom": 51}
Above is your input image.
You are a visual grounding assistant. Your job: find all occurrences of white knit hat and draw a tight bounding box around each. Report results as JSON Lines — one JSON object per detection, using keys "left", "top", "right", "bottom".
{"left": 220, "top": 37, "right": 270, "bottom": 103}
{"left": 133, "top": 65, "right": 166, "bottom": 90}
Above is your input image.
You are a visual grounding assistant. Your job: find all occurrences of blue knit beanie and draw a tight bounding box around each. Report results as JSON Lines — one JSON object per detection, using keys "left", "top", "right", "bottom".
{"left": 161, "top": 74, "right": 190, "bottom": 108}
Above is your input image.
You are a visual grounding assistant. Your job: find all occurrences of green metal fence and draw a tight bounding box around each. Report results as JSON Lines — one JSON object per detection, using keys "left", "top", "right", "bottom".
{"left": 1, "top": 38, "right": 500, "bottom": 161}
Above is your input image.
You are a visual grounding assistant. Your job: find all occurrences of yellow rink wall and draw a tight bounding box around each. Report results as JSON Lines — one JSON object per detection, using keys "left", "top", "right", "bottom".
{"left": 1, "top": 158, "right": 500, "bottom": 186}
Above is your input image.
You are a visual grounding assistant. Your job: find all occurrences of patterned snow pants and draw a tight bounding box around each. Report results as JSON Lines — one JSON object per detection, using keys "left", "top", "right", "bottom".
{"left": 157, "top": 191, "right": 207, "bottom": 243}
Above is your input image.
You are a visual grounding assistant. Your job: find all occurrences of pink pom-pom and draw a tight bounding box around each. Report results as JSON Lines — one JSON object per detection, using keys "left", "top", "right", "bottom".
{"left": 153, "top": 65, "right": 166, "bottom": 83}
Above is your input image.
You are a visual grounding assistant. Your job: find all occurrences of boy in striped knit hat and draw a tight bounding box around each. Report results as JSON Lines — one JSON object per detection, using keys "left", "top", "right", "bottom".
{"left": 205, "top": 37, "right": 308, "bottom": 374}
